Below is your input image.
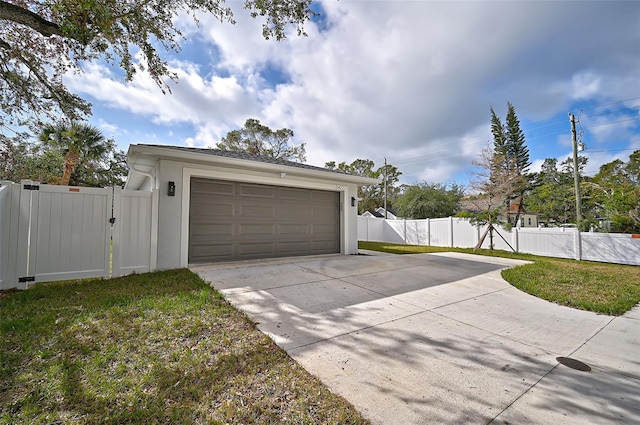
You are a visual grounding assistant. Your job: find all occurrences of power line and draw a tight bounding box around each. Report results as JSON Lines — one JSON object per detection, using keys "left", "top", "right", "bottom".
{"left": 389, "top": 121, "right": 578, "bottom": 166}
{"left": 390, "top": 123, "right": 605, "bottom": 167}
{"left": 386, "top": 137, "right": 486, "bottom": 165}
{"left": 393, "top": 151, "right": 479, "bottom": 168}
{"left": 585, "top": 147, "right": 639, "bottom": 153}
{"left": 518, "top": 116, "right": 566, "bottom": 127}
{"left": 386, "top": 140, "right": 638, "bottom": 173}
{"left": 526, "top": 130, "right": 568, "bottom": 141}
{"left": 506, "top": 98, "right": 638, "bottom": 130}
{"left": 397, "top": 140, "right": 485, "bottom": 161}
{"left": 520, "top": 119, "right": 568, "bottom": 133}
{"left": 578, "top": 95, "right": 640, "bottom": 112}
{"left": 583, "top": 117, "right": 640, "bottom": 129}
{"left": 581, "top": 104, "right": 640, "bottom": 118}
{"left": 384, "top": 99, "right": 640, "bottom": 169}
{"left": 387, "top": 123, "right": 568, "bottom": 166}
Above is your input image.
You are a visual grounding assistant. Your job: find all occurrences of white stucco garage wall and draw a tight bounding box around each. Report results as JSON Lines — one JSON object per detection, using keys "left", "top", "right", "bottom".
{"left": 125, "top": 145, "right": 377, "bottom": 270}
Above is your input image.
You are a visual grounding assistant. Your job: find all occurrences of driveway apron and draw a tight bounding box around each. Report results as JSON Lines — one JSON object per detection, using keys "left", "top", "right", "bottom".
{"left": 191, "top": 251, "right": 639, "bottom": 424}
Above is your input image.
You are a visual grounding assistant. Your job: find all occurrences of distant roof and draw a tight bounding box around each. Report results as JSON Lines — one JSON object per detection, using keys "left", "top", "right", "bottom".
{"left": 375, "top": 206, "right": 398, "bottom": 216}
{"left": 137, "top": 144, "right": 349, "bottom": 176}
{"left": 460, "top": 199, "right": 533, "bottom": 215}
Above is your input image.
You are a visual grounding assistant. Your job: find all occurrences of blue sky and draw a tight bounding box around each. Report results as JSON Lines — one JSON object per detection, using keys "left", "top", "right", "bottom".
{"left": 65, "top": 0, "right": 640, "bottom": 189}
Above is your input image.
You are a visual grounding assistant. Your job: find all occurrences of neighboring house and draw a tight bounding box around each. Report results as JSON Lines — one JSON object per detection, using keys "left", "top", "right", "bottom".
{"left": 361, "top": 207, "right": 399, "bottom": 219}
{"left": 361, "top": 210, "right": 384, "bottom": 218}
{"left": 375, "top": 207, "right": 399, "bottom": 220}
{"left": 518, "top": 214, "right": 539, "bottom": 228}
{"left": 125, "top": 144, "right": 378, "bottom": 268}
{"left": 507, "top": 203, "right": 538, "bottom": 228}
{"left": 459, "top": 198, "right": 538, "bottom": 228}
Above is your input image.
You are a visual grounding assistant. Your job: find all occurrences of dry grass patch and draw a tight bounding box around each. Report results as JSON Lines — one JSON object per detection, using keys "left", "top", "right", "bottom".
{"left": 0, "top": 269, "right": 369, "bottom": 424}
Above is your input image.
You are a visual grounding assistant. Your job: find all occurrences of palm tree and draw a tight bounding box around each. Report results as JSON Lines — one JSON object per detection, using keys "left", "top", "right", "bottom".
{"left": 39, "top": 121, "right": 108, "bottom": 186}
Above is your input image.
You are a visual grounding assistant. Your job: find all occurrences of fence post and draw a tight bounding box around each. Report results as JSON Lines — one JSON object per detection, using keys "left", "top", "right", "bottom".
{"left": 0, "top": 182, "right": 20, "bottom": 289}
{"left": 450, "top": 216, "right": 454, "bottom": 247}
{"left": 16, "top": 180, "right": 36, "bottom": 289}
{"left": 574, "top": 229, "right": 582, "bottom": 261}
{"left": 514, "top": 228, "right": 519, "bottom": 253}
{"left": 366, "top": 216, "right": 370, "bottom": 242}
{"left": 150, "top": 189, "right": 159, "bottom": 271}
{"left": 111, "top": 186, "right": 121, "bottom": 277}
{"left": 403, "top": 218, "right": 407, "bottom": 243}
{"left": 427, "top": 218, "right": 431, "bottom": 246}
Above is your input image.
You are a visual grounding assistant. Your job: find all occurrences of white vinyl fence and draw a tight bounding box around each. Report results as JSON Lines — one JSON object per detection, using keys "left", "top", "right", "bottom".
{"left": 0, "top": 181, "right": 158, "bottom": 290}
{"left": 359, "top": 216, "right": 640, "bottom": 266}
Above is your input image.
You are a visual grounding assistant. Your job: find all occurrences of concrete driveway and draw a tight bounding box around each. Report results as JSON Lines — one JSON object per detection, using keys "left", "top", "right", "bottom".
{"left": 191, "top": 251, "right": 640, "bottom": 424}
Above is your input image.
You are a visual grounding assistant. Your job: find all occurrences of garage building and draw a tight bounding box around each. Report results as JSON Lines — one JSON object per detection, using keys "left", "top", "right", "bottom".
{"left": 124, "top": 144, "right": 378, "bottom": 269}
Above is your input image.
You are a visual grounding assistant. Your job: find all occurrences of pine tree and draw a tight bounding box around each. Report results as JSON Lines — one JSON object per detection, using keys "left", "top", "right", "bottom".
{"left": 490, "top": 107, "right": 507, "bottom": 165}
{"left": 505, "top": 102, "right": 530, "bottom": 174}
{"left": 488, "top": 103, "right": 532, "bottom": 225}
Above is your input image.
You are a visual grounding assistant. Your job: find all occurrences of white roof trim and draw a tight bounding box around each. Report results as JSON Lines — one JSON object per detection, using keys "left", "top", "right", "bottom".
{"left": 126, "top": 144, "right": 380, "bottom": 186}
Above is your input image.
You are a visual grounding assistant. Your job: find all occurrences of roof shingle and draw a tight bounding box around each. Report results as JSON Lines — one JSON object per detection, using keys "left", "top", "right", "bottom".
{"left": 139, "top": 144, "right": 349, "bottom": 176}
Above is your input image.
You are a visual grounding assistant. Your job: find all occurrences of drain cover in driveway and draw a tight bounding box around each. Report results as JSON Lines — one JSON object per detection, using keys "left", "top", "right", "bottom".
{"left": 556, "top": 356, "right": 592, "bottom": 372}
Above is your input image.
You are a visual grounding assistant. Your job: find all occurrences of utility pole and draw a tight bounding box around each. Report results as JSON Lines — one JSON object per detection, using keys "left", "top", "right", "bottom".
{"left": 569, "top": 113, "right": 582, "bottom": 227}
{"left": 383, "top": 157, "right": 388, "bottom": 219}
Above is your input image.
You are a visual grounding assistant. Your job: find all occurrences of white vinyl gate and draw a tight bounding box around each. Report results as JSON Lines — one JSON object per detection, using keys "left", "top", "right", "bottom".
{"left": 112, "top": 187, "right": 158, "bottom": 277}
{"left": 0, "top": 180, "right": 158, "bottom": 290}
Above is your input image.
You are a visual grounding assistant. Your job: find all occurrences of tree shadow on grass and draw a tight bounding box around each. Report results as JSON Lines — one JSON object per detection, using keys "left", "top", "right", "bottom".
{"left": 1, "top": 268, "right": 366, "bottom": 424}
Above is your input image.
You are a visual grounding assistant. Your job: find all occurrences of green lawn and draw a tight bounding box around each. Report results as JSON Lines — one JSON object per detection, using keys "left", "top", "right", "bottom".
{"left": 359, "top": 241, "right": 640, "bottom": 316}
{"left": 0, "top": 270, "right": 369, "bottom": 425}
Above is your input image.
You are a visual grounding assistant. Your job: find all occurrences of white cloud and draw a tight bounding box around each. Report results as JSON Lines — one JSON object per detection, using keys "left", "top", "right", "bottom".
{"left": 96, "top": 119, "right": 119, "bottom": 137}
{"left": 571, "top": 72, "right": 602, "bottom": 100}
{"left": 67, "top": 61, "right": 265, "bottom": 133}
{"left": 530, "top": 158, "right": 546, "bottom": 175}
{"left": 65, "top": 1, "right": 640, "bottom": 184}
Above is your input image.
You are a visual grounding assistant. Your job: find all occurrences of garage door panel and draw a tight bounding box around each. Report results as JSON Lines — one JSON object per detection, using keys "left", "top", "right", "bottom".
{"left": 238, "top": 242, "right": 276, "bottom": 256}
{"left": 312, "top": 240, "right": 340, "bottom": 253}
{"left": 190, "top": 244, "right": 234, "bottom": 262}
{"left": 279, "top": 224, "right": 310, "bottom": 235}
{"left": 239, "top": 223, "right": 275, "bottom": 236}
{"left": 314, "top": 223, "right": 339, "bottom": 234}
{"left": 312, "top": 191, "right": 339, "bottom": 203}
{"left": 189, "top": 178, "right": 339, "bottom": 263}
{"left": 192, "top": 180, "right": 235, "bottom": 195}
{"left": 279, "top": 205, "right": 311, "bottom": 220}
{"left": 312, "top": 203, "right": 338, "bottom": 215}
{"left": 278, "top": 242, "right": 310, "bottom": 253}
{"left": 312, "top": 215, "right": 339, "bottom": 224}
{"left": 191, "top": 202, "right": 235, "bottom": 217}
{"left": 279, "top": 188, "right": 309, "bottom": 201}
{"left": 239, "top": 204, "right": 275, "bottom": 217}
{"left": 239, "top": 184, "right": 276, "bottom": 198}
{"left": 191, "top": 223, "right": 234, "bottom": 237}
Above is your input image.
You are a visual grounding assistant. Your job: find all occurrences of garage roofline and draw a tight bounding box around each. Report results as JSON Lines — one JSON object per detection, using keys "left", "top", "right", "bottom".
{"left": 126, "top": 144, "right": 380, "bottom": 188}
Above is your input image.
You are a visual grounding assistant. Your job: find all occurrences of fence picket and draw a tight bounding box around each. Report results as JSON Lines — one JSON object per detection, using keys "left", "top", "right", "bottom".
{"left": 0, "top": 182, "right": 22, "bottom": 289}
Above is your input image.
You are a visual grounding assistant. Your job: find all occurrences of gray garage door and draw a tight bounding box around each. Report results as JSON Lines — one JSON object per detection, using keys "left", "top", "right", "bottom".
{"left": 189, "top": 178, "right": 340, "bottom": 263}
